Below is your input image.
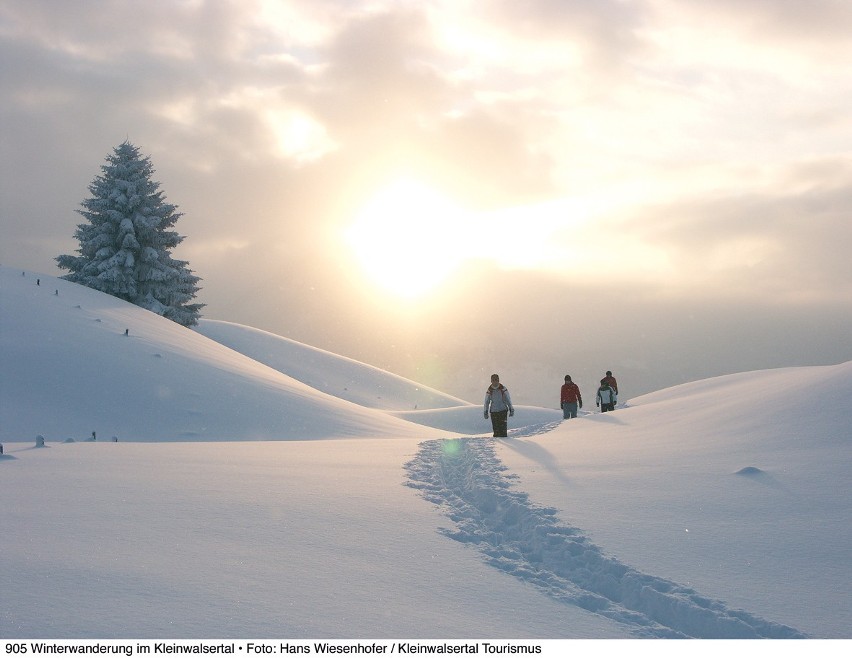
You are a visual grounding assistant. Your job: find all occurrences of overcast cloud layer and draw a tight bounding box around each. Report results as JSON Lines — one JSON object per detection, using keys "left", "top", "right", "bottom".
{"left": 2, "top": 0, "right": 851, "bottom": 406}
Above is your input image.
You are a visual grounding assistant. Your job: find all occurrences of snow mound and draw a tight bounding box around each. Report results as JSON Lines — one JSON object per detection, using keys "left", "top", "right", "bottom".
{"left": 629, "top": 361, "right": 852, "bottom": 427}
{"left": 618, "top": 361, "right": 852, "bottom": 455}
{"left": 735, "top": 466, "right": 764, "bottom": 476}
{"left": 0, "top": 267, "right": 453, "bottom": 442}
{"left": 196, "top": 319, "right": 470, "bottom": 411}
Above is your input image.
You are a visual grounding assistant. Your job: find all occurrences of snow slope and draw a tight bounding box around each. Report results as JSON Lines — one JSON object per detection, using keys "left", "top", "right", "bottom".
{"left": 488, "top": 363, "right": 852, "bottom": 638}
{"left": 194, "top": 318, "right": 563, "bottom": 435}
{"left": 195, "top": 319, "right": 470, "bottom": 411}
{"left": 0, "top": 267, "right": 453, "bottom": 441}
{"left": 1, "top": 265, "right": 850, "bottom": 641}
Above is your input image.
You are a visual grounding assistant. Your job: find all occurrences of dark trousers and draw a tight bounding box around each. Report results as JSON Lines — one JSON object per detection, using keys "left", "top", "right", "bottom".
{"left": 490, "top": 410, "right": 509, "bottom": 437}
{"left": 601, "top": 402, "right": 615, "bottom": 412}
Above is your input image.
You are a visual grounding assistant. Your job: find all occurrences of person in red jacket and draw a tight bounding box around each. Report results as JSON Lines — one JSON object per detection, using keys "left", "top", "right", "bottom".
{"left": 560, "top": 375, "right": 583, "bottom": 419}
{"left": 602, "top": 370, "right": 618, "bottom": 395}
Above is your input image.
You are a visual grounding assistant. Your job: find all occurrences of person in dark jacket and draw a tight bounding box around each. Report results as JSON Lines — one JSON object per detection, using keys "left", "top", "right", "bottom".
{"left": 560, "top": 375, "right": 583, "bottom": 419}
{"left": 602, "top": 370, "right": 618, "bottom": 395}
{"left": 484, "top": 374, "right": 514, "bottom": 437}
{"left": 596, "top": 378, "right": 617, "bottom": 412}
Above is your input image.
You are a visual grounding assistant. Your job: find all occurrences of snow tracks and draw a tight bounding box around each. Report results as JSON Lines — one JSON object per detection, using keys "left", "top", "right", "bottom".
{"left": 404, "top": 435, "right": 805, "bottom": 639}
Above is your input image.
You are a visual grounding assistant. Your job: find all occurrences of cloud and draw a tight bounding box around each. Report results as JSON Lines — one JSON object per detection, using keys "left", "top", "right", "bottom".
{"left": 2, "top": 0, "right": 851, "bottom": 405}
{"left": 485, "top": 0, "right": 649, "bottom": 65}
{"left": 603, "top": 171, "right": 852, "bottom": 304}
{"left": 659, "top": 0, "right": 852, "bottom": 49}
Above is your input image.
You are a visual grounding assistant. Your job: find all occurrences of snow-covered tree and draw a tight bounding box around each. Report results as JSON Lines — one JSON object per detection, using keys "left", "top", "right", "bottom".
{"left": 56, "top": 141, "right": 204, "bottom": 326}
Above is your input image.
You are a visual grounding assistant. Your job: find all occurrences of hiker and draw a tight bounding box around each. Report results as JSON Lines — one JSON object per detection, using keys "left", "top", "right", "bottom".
{"left": 560, "top": 375, "right": 583, "bottom": 419}
{"left": 484, "top": 374, "right": 514, "bottom": 437}
{"left": 596, "top": 378, "right": 617, "bottom": 412}
{"left": 602, "top": 370, "right": 618, "bottom": 395}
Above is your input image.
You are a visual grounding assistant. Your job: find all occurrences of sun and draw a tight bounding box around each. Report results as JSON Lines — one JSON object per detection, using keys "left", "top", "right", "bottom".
{"left": 343, "top": 178, "right": 474, "bottom": 299}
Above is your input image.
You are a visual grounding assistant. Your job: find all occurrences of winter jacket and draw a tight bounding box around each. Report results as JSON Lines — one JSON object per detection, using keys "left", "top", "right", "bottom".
{"left": 560, "top": 382, "right": 582, "bottom": 407}
{"left": 596, "top": 384, "right": 617, "bottom": 406}
{"left": 602, "top": 375, "right": 618, "bottom": 394}
{"left": 484, "top": 384, "right": 514, "bottom": 414}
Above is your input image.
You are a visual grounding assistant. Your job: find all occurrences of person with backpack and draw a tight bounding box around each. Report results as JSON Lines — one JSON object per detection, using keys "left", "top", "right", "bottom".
{"left": 484, "top": 373, "right": 514, "bottom": 437}
{"left": 596, "top": 378, "right": 617, "bottom": 412}
{"left": 602, "top": 370, "right": 618, "bottom": 395}
{"left": 560, "top": 375, "right": 583, "bottom": 419}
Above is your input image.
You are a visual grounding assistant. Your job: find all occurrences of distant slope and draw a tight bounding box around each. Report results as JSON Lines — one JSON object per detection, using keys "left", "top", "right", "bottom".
{"left": 196, "top": 319, "right": 470, "bottom": 411}
{"left": 194, "top": 320, "right": 563, "bottom": 435}
{"left": 0, "top": 266, "right": 450, "bottom": 442}
{"left": 625, "top": 361, "right": 852, "bottom": 450}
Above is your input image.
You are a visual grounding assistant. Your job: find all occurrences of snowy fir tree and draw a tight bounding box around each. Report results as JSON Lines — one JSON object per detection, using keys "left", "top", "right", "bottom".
{"left": 56, "top": 141, "right": 203, "bottom": 326}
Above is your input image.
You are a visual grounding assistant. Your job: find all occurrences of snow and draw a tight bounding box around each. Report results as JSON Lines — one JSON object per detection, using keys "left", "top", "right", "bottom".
{"left": 1, "top": 265, "right": 850, "bottom": 646}
{"left": 194, "top": 319, "right": 470, "bottom": 412}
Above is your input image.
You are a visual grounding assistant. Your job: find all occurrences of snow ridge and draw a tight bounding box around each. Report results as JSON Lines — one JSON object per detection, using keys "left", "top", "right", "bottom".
{"left": 405, "top": 435, "right": 806, "bottom": 639}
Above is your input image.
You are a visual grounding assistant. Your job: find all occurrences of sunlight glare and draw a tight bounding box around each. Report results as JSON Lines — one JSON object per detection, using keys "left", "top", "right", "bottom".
{"left": 344, "top": 179, "right": 475, "bottom": 299}
{"left": 343, "top": 182, "right": 664, "bottom": 299}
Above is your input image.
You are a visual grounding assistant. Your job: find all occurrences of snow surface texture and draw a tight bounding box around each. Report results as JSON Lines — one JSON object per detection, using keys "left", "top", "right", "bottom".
{"left": 1, "top": 266, "right": 850, "bottom": 639}
{"left": 405, "top": 433, "right": 803, "bottom": 639}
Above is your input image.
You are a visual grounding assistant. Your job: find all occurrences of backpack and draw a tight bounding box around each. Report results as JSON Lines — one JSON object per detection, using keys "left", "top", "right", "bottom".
{"left": 487, "top": 384, "right": 507, "bottom": 399}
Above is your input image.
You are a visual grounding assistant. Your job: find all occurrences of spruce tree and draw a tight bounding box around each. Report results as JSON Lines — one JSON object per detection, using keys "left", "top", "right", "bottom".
{"left": 56, "top": 141, "right": 204, "bottom": 326}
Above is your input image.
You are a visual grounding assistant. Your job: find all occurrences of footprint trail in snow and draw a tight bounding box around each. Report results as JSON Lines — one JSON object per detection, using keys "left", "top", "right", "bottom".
{"left": 405, "top": 434, "right": 806, "bottom": 639}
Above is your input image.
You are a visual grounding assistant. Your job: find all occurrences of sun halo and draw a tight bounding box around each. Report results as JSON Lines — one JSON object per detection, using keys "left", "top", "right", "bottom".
{"left": 343, "top": 179, "right": 475, "bottom": 300}
{"left": 341, "top": 179, "right": 626, "bottom": 303}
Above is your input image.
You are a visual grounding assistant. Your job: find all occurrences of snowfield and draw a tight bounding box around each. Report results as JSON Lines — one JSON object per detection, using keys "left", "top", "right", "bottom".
{"left": 1, "top": 265, "right": 850, "bottom": 642}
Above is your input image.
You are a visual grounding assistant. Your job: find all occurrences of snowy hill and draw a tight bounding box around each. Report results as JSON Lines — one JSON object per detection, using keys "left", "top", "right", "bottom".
{"left": 0, "top": 266, "right": 466, "bottom": 442}
{"left": 1, "top": 264, "right": 850, "bottom": 642}
{"left": 195, "top": 319, "right": 470, "bottom": 411}
{"left": 0, "top": 265, "right": 561, "bottom": 442}
{"left": 194, "top": 319, "right": 561, "bottom": 435}
{"left": 485, "top": 362, "right": 852, "bottom": 638}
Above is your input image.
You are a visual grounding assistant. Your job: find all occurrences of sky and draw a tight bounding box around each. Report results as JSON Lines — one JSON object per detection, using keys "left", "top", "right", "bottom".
{"left": 2, "top": 264, "right": 850, "bottom": 643}
{"left": 2, "top": 0, "right": 851, "bottom": 406}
